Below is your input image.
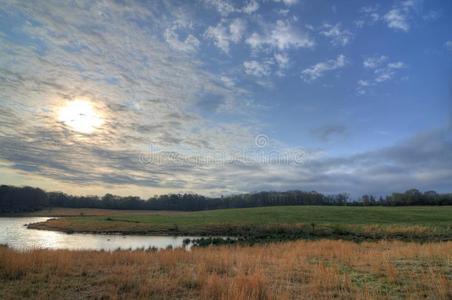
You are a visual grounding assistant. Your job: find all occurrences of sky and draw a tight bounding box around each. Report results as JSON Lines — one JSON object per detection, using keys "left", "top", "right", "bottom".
{"left": 0, "top": 0, "right": 451, "bottom": 198}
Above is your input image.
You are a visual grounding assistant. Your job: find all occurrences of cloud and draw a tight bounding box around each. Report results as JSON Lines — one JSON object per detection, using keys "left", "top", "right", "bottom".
{"left": 320, "top": 23, "right": 353, "bottom": 46}
{"left": 374, "top": 61, "right": 406, "bottom": 82}
{"left": 356, "top": 5, "right": 380, "bottom": 28}
{"left": 0, "top": 0, "right": 265, "bottom": 195}
{"left": 243, "top": 60, "right": 272, "bottom": 77}
{"left": 242, "top": 53, "right": 290, "bottom": 78}
{"left": 1, "top": 0, "right": 449, "bottom": 198}
{"left": 246, "top": 20, "right": 314, "bottom": 51}
{"left": 242, "top": 0, "right": 259, "bottom": 14}
{"left": 357, "top": 56, "right": 406, "bottom": 94}
{"left": 273, "top": 0, "right": 299, "bottom": 6}
{"left": 164, "top": 22, "right": 200, "bottom": 52}
{"left": 203, "top": 0, "right": 260, "bottom": 16}
{"left": 311, "top": 125, "right": 347, "bottom": 141}
{"left": 301, "top": 55, "right": 347, "bottom": 82}
{"left": 274, "top": 52, "right": 289, "bottom": 76}
{"left": 205, "top": 18, "right": 246, "bottom": 53}
{"left": 363, "top": 55, "right": 387, "bottom": 69}
{"left": 446, "top": 41, "right": 452, "bottom": 51}
{"left": 383, "top": 0, "right": 419, "bottom": 32}
{"left": 203, "top": 0, "right": 236, "bottom": 16}
{"left": 357, "top": 1, "right": 423, "bottom": 32}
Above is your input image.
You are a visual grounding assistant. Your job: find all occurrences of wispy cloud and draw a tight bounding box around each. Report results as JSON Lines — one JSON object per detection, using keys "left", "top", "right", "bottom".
{"left": 357, "top": 1, "right": 423, "bottom": 32}
{"left": 355, "top": 5, "right": 380, "bottom": 28}
{"left": 320, "top": 23, "right": 353, "bottom": 46}
{"left": 243, "top": 60, "right": 272, "bottom": 77}
{"left": 357, "top": 55, "right": 406, "bottom": 94}
{"left": 363, "top": 55, "right": 388, "bottom": 69}
{"left": 446, "top": 40, "right": 452, "bottom": 51}
{"left": 246, "top": 20, "right": 314, "bottom": 51}
{"left": 273, "top": 0, "right": 299, "bottom": 6}
{"left": 205, "top": 18, "right": 247, "bottom": 53}
{"left": 0, "top": 0, "right": 265, "bottom": 195}
{"left": 164, "top": 22, "right": 200, "bottom": 53}
{"left": 383, "top": 0, "right": 419, "bottom": 32}
{"left": 301, "top": 55, "right": 347, "bottom": 82}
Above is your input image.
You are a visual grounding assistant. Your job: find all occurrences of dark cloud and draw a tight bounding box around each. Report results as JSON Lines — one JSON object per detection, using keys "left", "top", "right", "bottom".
{"left": 311, "top": 124, "right": 347, "bottom": 141}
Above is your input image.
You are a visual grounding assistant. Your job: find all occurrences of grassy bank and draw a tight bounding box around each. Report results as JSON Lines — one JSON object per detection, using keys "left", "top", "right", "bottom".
{"left": 28, "top": 206, "right": 452, "bottom": 242}
{"left": 0, "top": 240, "right": 450, "bottom": 299}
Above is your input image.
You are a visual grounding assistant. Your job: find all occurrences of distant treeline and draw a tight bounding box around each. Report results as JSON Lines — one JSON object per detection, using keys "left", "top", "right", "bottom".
{"left": 1, "top": 185, "right": 451, "bottom": 213}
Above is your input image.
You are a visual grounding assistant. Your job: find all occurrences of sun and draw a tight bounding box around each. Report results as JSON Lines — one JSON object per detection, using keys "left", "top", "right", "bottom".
{"left": 58, "top": 99, "right": 103, "bottom": 134}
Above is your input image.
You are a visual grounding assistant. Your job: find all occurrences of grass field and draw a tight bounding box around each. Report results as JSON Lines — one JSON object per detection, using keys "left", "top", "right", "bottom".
{"left": 28, "top": 206, "right": 452, "bottom": 242}
{"left": 0, "top": 240, "right": 450, "bottom": 299}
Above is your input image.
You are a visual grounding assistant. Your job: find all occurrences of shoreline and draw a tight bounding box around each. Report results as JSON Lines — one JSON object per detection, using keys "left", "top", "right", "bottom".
{"left": 27, "top": 218, "right": 451, "bottom": 244}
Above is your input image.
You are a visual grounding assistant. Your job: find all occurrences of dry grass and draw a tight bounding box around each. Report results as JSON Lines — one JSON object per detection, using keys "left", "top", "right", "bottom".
{"left": 0, "top": 240, "right": 450, "bottom": 299}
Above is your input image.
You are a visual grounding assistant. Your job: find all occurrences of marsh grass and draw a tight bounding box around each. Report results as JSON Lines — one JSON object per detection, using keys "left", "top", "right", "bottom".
{"left": 0, "top": 240, "right": 450, "bottom": 299}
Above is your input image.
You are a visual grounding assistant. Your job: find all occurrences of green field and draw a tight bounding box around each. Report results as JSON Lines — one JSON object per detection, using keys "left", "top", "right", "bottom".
{"left": 29, "top": 206, "right": 452, "bottom": 241}
{"left": 74, "top": 205, "right": 451, "bottom": 225}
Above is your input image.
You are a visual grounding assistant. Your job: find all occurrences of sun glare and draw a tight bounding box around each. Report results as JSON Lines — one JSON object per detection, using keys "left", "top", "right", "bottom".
{"left": 58, "top": 99, "right": 103, "bottom": 134}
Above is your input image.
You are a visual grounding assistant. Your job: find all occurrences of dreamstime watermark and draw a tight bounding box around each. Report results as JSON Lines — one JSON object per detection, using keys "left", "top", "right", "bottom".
{"left": 254, "top": 134, "right": 269, "bottom": 148}
{"left": 139, "top": 134, "right": 306, "bottom": 167}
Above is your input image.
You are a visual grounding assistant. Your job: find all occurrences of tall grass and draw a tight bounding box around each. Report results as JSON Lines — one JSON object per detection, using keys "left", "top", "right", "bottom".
{"left": 0, "top": 240, "right": 450, "bottom": 299}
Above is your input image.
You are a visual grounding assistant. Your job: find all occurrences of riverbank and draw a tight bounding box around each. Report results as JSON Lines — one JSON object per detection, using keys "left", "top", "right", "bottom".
{"left": 27, "top": 206, "right": 452, "bottom": 243}
{"left": 0, "top": 240, "right": 450, "bottom": 299}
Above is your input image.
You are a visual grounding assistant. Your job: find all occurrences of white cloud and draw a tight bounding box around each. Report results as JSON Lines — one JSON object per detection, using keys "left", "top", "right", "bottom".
{"left": 383, "top": 0, "right": 418, "bottom": 32}
{"left": 358, "top": 1, "right": 421, "bottom": 32}
{"left": 203, "top": 0, "right": 260, "bottom": 16}
{"left": 320, "top": 23, "right": 353, "bottom": 46}
{"left": 205, "top": 18, "right": 246, "bottom": 53}
{"left": 229, "top": 18, "right": 246, "bottom": 41}
{"left": 242, "top": 0, "right": 259, "bottom": 14}
{"left": 273, "top": 0, "right": 299, "bottom": 6}
{"left": 243, "top": 60, "right": 272, "bottom": 77}
{"left": 384, "top": 9, "right": 409, "bottom": 31}
{"left": 274, "top": 52, "right": 289, "bottom": 68}
{"left": 164, "top": 23, "right": 200, "bottom": 52}
{"left": 363, "top": 55, "right": 387, "bottom": 69}
{"left": 203, "top": 0, "right": 236, "bottom": 16}
{"left": 357, "top": 57, "right": 407, "bottom": 94}
{"left": 446, "top": 41, "right": 452, "bottom": 51}
{"left": 246, "top": 20, "right": 314, "bottom": 51}
{"left": 358, "top": 80, "right": 370, "bottom": 87}
{"left": 301, "top": 55, "right": 346, "bottom": 82}
{"left": 375, "top": 61, "right": 405, "bottom": 82}
{"left": 356, "top": 5, "right": 380, "bottom": 28}
{"left": 220, "top": 75, "right": 235, "bottom": 88}
{"left": 274, "top": 52, "right": 290, "bottom": 77}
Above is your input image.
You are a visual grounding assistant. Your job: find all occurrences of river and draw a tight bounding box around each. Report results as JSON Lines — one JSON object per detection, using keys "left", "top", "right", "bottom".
{"left": 0, "top": 217, "right": 200, "bottom": 251}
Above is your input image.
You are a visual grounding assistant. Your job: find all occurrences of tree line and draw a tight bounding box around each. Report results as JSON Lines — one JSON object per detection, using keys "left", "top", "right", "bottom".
{"left": 0, "top": 185, "right": 451, "bottom": 213}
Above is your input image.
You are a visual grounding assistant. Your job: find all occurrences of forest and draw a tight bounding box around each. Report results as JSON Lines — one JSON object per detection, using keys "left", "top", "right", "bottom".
{"left": 1, "top": 185, "right": 451, "bottom": 213}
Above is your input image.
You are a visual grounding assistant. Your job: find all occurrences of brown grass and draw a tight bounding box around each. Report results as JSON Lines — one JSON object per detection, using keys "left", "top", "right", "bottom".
{"left": 0, "top": 240, "right": 450, "bottom": 299}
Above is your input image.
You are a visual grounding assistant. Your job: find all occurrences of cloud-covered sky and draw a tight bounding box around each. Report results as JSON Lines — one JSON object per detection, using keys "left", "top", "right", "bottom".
{"left": 0, "top": 0, "right": 451, "bottom": 197}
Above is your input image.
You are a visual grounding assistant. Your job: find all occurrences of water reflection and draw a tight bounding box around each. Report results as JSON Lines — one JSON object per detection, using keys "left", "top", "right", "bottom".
{"left": 0, "top": 217, "right": 199, "bottom": 251}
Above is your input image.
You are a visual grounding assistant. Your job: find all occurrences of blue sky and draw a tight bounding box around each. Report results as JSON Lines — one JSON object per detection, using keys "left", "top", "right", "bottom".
{"left": 0, "top": 0, "right": 451, "bottom": 197}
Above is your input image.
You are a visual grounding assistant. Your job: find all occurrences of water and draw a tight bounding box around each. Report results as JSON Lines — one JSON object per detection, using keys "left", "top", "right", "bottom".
{"left": 0, "top": 217, "right": 200, "bottom": 251}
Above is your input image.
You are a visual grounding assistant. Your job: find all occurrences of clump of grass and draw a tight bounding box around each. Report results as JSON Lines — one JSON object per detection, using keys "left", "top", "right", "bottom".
{"left": 0, "top": 240, "right": 450, "bottom": 299}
